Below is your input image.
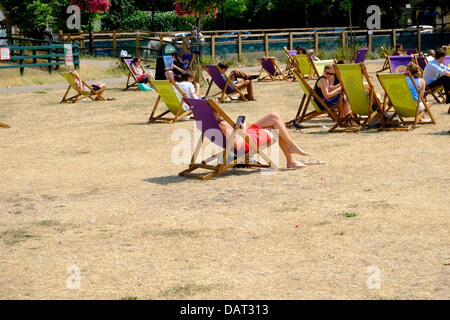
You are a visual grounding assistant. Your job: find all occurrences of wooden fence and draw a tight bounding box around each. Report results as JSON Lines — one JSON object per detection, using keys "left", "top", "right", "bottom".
{"left": 0, "top": 37, "right": 80, "bottom": 75}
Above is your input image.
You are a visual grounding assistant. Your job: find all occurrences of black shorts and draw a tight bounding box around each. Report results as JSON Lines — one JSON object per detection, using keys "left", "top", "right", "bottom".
{"left": 91, "top": 84, "right": 101, "bottom": 91}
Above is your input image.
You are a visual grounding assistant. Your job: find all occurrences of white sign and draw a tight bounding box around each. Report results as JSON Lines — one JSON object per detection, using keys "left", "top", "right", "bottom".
{"left": 0, "top": 47, "right": 10, "bottom": 60}
{"left": 64, "top": 44, "right": 74, "bottom": 66}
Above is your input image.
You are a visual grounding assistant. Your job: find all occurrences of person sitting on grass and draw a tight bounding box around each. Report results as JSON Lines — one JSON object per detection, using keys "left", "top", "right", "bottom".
{"left": 423, "top": 48, "right": 450, "bottom": 104}
{"left": 214, "top": 109, "right": 311, "bottom": 169}
{"left": 70, "top": 71, "right": 107, "bottom": 98}
{"left": 313, "top": 64, "right": 351, "bottom": 123}
{"left": 130, "top": 58, "right": 154, "bottom": 83}
{"left": 218, "top": 62, "right": 257, "bottom": 101}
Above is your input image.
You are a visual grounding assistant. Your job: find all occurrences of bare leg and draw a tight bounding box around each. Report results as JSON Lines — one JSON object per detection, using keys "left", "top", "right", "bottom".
{"left": 254, "top": 112, "right": 310, "bottom": 156}
{"left": 278, "top": 138, "right": 307, "bottom": 168}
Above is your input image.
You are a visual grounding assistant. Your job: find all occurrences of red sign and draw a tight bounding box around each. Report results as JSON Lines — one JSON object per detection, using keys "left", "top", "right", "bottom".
{"left": 0, "top": 47, "right": 10, "bottom": 61}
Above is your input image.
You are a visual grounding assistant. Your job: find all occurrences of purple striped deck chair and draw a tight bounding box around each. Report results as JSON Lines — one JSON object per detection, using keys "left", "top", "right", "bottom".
{"left": 121, "top": 57, "right": 147, "bottom": 90}
{"left": 178, "top": 98, "right": 278, "bottom": 180}
{"left": 257, "top": 57, "right": 286, "bottom": 81}
{"left": 203, "top": 64, "right": 248, "bottom": 102}
{"left": 388, "top": 55, "right": 413, "bottom": 73}
{"left": 353, "top": 49, "right": 368, "bottom": 63}
{"left": 415, "top": 55, "right": 428, "bottom": 71}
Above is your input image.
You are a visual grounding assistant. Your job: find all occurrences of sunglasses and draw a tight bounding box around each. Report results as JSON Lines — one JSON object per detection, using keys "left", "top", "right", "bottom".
{"left": 325, "top": 71, "right": 334, "bottom": 76}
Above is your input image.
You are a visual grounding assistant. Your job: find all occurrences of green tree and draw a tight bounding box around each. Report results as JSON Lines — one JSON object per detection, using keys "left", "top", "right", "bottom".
{"left": 0, "top": 0, "right": 57, "bottom": 38}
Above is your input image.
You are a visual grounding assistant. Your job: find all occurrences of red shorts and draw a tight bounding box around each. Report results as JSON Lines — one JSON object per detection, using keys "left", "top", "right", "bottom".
{"left": 136, "top": 74, "right": 147, "bottom": 82}
{"left": 244, "top": 124, "right": 272, "bottom": 152}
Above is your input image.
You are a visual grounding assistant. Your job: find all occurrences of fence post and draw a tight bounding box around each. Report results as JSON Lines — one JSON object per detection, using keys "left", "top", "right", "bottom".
{"left": 289, "top": 32, "right": 293, "bottom": 50}
{"left": 417, "top": 28, "right": 421, "bottom": 52}
{"left": 367, "top": 31, "right": 373, "bottom": 52}
{"left": 113, "top": 30, "right": 117, "bottom": 57}
{"left": 264, "top": 33, "right": 269, "bottom": 57}
{"left": 135, "top": 31, "right": 140, "bottom": 58}
{"left": 47, "top": 41, "right": 52, "bottom": 74}
{"left": 392, "top": 29, "right": 397, "bottom": 50}
{"left": 19, "top": 48, "right": 24, "bottom": 76}
{"left": 237, "top": 33, "right": 242, "bottom": 62}
{"left": 211, "top": 35, "right": 216, "bottom": 61}
{"left": 314, "top": 32, "right": 319, "bottom": 53}
{"left": 342, "top": 31, "right": 347, "bottom": 48}
{"left": 32, "top": 49, "right": 37, "bottom": 64}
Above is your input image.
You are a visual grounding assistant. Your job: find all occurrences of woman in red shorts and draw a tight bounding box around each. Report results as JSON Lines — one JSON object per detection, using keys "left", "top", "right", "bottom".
{"left": 217, "top": 112, "right": 310, "bottom": 169}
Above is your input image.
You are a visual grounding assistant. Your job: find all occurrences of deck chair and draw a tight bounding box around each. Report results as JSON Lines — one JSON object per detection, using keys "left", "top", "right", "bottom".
{"left": 353, "top": 49, "right": 369, "bottom": 63}
{"left": 312, "top": 59, "right": 336, "bottom": 78}
{"left": 0, "top": 122, "right": 11, "bottom": 128}
{"left": 59, "top": 72, "right": 107, "bottom": 103}
{"left": 444, "top": 56, "right": 450, "bottom": 68}
{"left": 378, "top": 46, "right": 391, "bottom": 72}
{"left": 203, "top": 64, "right": 248, "bottom": 102}
{"left": 405, "top": 48, "right": 418, "bottom": 55}
{"left": 257, "top": 57, "right": 287, "bottom": 81}
{"left": 148, "top": 80, "right": 192, "bottom": 123}
{"left": 283, "top": 47, "right": 298, "bottom": 78}
{"left": 389, "top": 55, "right": 413, "bottom": 73}
{"left": 181, "top": 53, "right": 195, "bottom": 71}
{"left": 294, "top": 54, "right": 316, "bottom": 79}
{"left": 414, "top": 55, "right": 428, "bottom": 72}
{"left": 286, "top": 69, "right": 339, "bottom": 127}
{"left": 330, "top": 63, "right": 382, "bottom": 132}
{"left": 178, "top": 98, "right": 278, "bottom": 180}
{"left": 121, "top": 57, "right": 148, "bottom": 90}
{"left": 377, "top": 73, "right": 436, "bottom": 131}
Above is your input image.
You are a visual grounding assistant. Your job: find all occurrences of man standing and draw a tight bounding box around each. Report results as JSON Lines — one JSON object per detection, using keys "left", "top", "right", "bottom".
{"left": 423, "top": 48, "right": 450, "bottom": 103}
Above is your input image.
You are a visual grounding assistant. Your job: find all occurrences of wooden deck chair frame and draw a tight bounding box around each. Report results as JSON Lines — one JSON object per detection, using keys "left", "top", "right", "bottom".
{"left": 330, "top": 63, "right": 383, "bottom": 132}
{"left": 257, "top": 56, "right": 287, "bottom": 81}
{"left": 377, "top": 72, "right": 436, "bottom": 131}
{"left": 283, "top": 47, "right": 298, "bottom": 78}
{"left": 179, "top": 99, "right": 278, "bottom": 180}
{"left": 60, "top": 72, "right": 106, "bottom": 103}
{"left": 286, "top": 69, "right": 340, "bottom": 127}
{"left": 378, "top": 46, "right": 391, "bottom": 72}
{"left": 203, "top": 65, "right": 248, "bottom": 103}
{"left": 0, "top": 122, "right": 11, "bottom": 128}
{"left": 121, "top": 57, "right": 147, "bottom": 91}
{"left": 148, "top": 80, "right": 192, "bottom": 124}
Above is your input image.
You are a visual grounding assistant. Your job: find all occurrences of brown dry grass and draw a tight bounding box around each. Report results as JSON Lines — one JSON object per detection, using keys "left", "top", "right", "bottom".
{"left": 0, "top": 62, "right": 449, "bottom": 300}
{"left": 0, "top": 58, "right": 125, "bottom": 89}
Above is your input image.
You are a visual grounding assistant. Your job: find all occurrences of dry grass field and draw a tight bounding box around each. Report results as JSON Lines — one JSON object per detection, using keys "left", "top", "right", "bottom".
{"left": 0, "top": 62, "right": 449, "bottom": 300}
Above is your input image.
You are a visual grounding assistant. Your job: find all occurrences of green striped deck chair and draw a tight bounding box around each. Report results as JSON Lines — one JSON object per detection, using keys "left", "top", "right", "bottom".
{"left": 331, "top": 63, "right": 382, "bottom": 132}
{"left": 60, "top": 72, "right": 106, "bottom": 103}
{"left": 294, "top": 54, "right": 316, "bottom": 79}
{"left": 148, "top": 80, "right": 192, "bottom": 123}
{"left": 377, "top": 73, "right": 436, "bottom": 131}
{"left": 312, "top": 59, "right": 335, "bottom": 78}
{"left": 286, "top": 69, "right": 339, "bottom": 127}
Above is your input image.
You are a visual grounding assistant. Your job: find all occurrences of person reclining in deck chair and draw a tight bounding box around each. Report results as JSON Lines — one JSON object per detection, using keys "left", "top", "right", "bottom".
{"left": 214, "top": 109, "right": 311, "bottom": 169}
{"left": 392, "top": 43, "right": 406, "bottom": 56}
{"left": 218, "top": 62, "right": 258, "bottom": 101}
{"left": 313, "top": 64, "right": 351, "bottom": 123}
{"left": 70, "top": 71, "right": 107, "bottom": 98}
{"left": 296, "top": 47, "right": 307, "bottom": 55}
{"left": 405, "top": 63, "right": 431, "bottom": 121}
{"left": 130, "top": 58, "right": 154, "bottom": 84}
{"left": 307, "top": 49, "right": 320, "bottom": 61}
{"left": 423, "top": 48, "right": 450, "bottom": 104}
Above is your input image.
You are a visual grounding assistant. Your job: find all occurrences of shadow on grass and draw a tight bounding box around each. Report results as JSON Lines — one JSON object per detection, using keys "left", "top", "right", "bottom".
{"left": 144, "top": 168, "right": 264, "bottom": 185}
{"left": 426, "top": 130, "right": 450, "bottom": 136}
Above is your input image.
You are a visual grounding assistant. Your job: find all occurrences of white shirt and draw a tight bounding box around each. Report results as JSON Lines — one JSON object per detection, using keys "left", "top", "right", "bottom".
{"left": 423, "top": 59, "right": 450, "bottom": 85}
{"left": 175, "top": 81, "right": 196, "bottom": 112}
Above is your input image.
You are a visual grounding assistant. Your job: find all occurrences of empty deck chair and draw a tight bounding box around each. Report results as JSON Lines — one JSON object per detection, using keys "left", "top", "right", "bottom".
{"left": 178, "top": 98, "right": 278, "bottom": 180}
{"left": 294, "top": 54, "right": 317, "bottom": 79}
{"left": 378, "top": 46, "right": 391, "bottom": 72}
{"left": 257, "top": 57, "right": 287, "bottom": 81}
{"left": 377, "top": 73, "right": 436, "bottom": 131}
{"left": 148, "top": 80, "right": 192, "bottom": 123}
{"left": 203, "top": 64, "right": 248, "bottom": 102}
{"left": 353, "top": 49, "right": 369, "bottom": 63}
